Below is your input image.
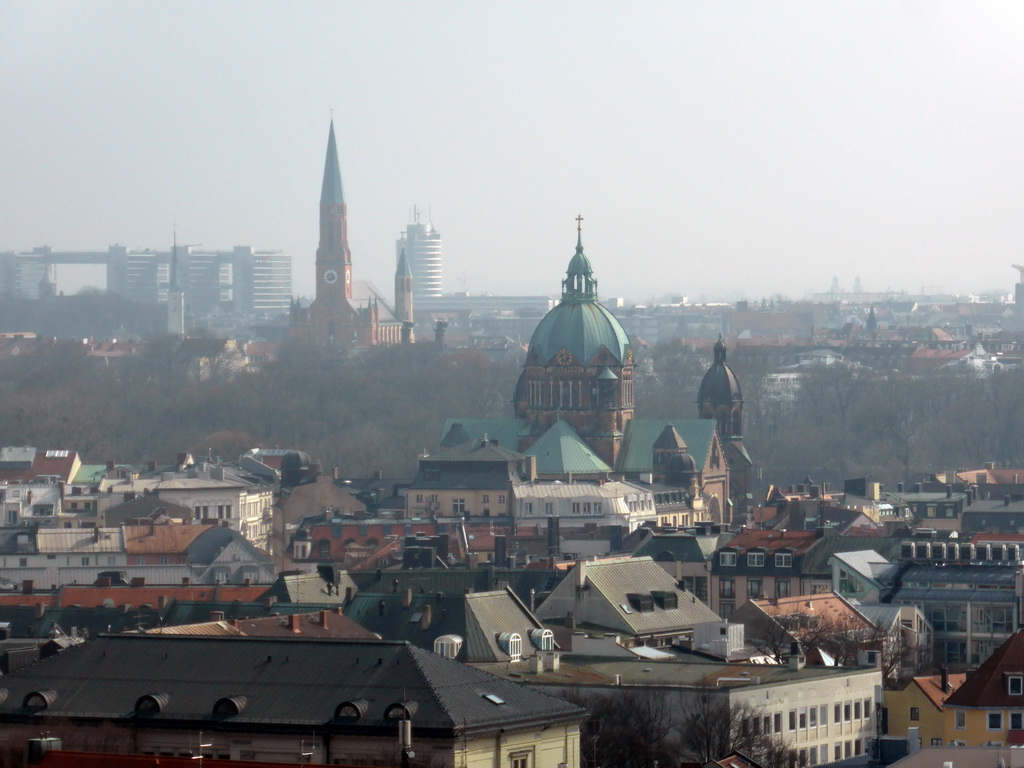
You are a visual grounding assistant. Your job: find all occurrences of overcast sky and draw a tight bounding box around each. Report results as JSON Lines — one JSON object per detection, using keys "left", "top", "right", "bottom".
{"left": 4, "top": 2, "right": 1024, "bottom": 303}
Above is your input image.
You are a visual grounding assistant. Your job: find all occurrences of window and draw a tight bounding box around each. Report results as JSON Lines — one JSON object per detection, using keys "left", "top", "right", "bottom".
{"left": 511, "top": 753, "right": 530, "bottom": 768}
{"left": 748, "top": 578, "right": 763, "bottom": 598}
{"left": 774, "top": 713, "right": 782, "bottom": 733}
{"left": 844, "top": 703, "right": 851, "bottom": 722}
{"left": 988, "top": 712, "right": 1003, "bottom": 731}
{"left": 776, "top": 579, "right": 791, "bottom": 598}
{"left": 799, "top": 708, "right": 807, "bottom": 729}
{"left": 789, "top": 710, "right": 797, "bottom": 731}
{"left": 748, "top": 552, "right": 765, "bottom": 567}
{"left": 1010, "top": 676, "right": 1024, "bottom": 696}
{"left": 834, "top": 704, "right": 841, "bottom": 724}
{"left": 809, "top": 707, "right": 817, "bottom": 727}
{"left": 572, "top": 503, "right": 581, "bottom": 516}
{"left": 1012, "top": 712, "right": 1023, "bottom": 730}
{"left": 452, "top": 499, "right": 466, "bottom": 515}
{"left": 720, "top": 601, "right": 734, "bottom": 617}
{"left": 498, "top": 495, "right": 505, "bottom": 504}
{"left": 776, "top": 552, "right": 793, "bottom": 568}
{"left": 854, "top": 701, "right": 861, "bottom": 720}
{"left": 415, "top": 494, "right": 423, "bottom": 503}
{"left": 482, "top": 495, "right": 490, "bottom": 503}
{"left": 819, "top": 705, "right": 827, "bottom": 725}
{"left": 909, "top": 707, "right": 920, "bottom": 722}
{"left": 931, "top": 738, "right": 943, "bottom": 746}
{"left": 720, "top": 579, "right": 735, "bottom": 598}
{"left": 720, "top": 551, "right": 737, "bottom": 566}
{"left": 834, "top": 745, "right": 841, "bottom": 762}
{"left": 81, "top": 557, "right": 90, "bottom": 566}
{"left": 955, "top": 709, "right": 966, "bottom": 730}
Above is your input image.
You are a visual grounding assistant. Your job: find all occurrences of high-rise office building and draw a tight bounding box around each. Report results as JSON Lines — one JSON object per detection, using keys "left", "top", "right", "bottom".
{"left": 397, "top": 208, "right": 442, "bottom": 299}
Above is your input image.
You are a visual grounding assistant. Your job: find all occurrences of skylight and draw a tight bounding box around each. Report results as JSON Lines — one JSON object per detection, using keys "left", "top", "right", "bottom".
{"left": 483, "top": 694, "right": 506, "bottom": 705}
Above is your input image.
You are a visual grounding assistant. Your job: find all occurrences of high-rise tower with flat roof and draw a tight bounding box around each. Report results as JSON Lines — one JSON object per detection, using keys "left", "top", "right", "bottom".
{"left": 397, "top": 207, "right": 442, "bottom": 300}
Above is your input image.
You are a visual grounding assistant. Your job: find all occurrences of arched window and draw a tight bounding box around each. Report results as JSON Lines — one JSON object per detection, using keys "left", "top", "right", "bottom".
{"left": 334, "top": 699, "right": 368, "bottom": 719}
{"left": 433, "top": 634, "right": 464, "bottom": 659}
{"left": 213, "top": 696, "right": 247, "bottom": 715}
{"left": 24, "top": 690, "right": 56, "bottom": 709}
{"left": 384, "top": 701, "right": 418, "bottom": 720}
{"left": 529, "top": 628, "right": 554, "bottom": 651}
{"left": 135, "top": 693, "right": 169, "bottom": 714}
{"left": 498, "top": 632, "right": 523, "bottom": 662}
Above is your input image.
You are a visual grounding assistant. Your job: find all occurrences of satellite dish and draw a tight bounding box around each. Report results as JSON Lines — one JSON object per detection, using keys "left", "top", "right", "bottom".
{"left": 102, "top": 598, "right": 115, "bottom": 609}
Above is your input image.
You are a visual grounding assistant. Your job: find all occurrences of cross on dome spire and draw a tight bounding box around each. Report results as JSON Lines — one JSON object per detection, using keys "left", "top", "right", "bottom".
{"left": 562, "top": 216, "right": 597, "bottom": 302}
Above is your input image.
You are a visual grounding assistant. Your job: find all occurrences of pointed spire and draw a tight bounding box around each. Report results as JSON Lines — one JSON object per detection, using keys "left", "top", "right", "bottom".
{"left": 169, "top": 227, "right": 180, "bottom": 292}
{"left": 320, "top": 120, "right": 345, "bottom": 206}
{"left": 561, "top": 215, "right": 597, "bottom": 302}
{"left": 397, "top": 247, "right": 412, "bottom": 278}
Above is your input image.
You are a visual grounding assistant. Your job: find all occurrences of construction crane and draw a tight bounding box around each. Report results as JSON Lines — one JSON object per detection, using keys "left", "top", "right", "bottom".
{"left": 1013, "top": 264, "right": 1024, "bottom": 283}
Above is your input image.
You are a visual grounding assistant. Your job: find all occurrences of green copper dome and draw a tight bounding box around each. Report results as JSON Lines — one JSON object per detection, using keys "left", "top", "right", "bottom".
{"left": 527, "top": 231, "right": 631, "bottom": 366}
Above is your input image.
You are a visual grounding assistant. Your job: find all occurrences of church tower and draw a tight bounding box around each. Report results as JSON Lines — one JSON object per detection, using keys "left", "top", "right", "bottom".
{"left": 514, "top": 220, "right": 634, "bottom": 468}
{"left": 317, "top": 119, "right": 352, "bottom": 303}
{"left": 698, "top": 338, "right": 751, "bottom": 520}
{"left": 395, "top": 247, "right": 414, "bottom": 344}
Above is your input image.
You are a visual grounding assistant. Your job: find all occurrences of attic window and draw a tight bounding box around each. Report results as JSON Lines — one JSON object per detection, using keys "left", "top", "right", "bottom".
{"left": 530, "top": 628, "right": 554, "bottom": 651}
{"left": 483, "top": 694, "right": 506, "bottom": 705}
{"left": 135, "top": 693, "right": 170, "bottom": 714}
{"left": 434, "top": 634, "right": 464, "bottom": 659}
{"left": 620, "top": 603, "right": 634, "bottom": 614}
{"left": 24, "top": 690, "right": 56, "bottom": 709}
{"left": 384, "top": 701, "right": 419, "bottom": 720}
{"left": 213, "top": 696, "right": 247, "bottom": 715}
{"left": 1008, "top": 675, "right": 1023, "bottom": 696}
{"left": 334, "top": 699, "right": 368, "bottom": 719}
{"left": 498, "top": 632, "right": 523, "bottom": 662}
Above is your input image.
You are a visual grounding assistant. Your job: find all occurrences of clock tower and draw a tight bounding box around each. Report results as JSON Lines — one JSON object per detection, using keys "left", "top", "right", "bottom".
{"left": 316, "top": 119, "right": 352, "bottom": 303}
{"left": 291, "top": 120, "right": 402, "bottom": 346}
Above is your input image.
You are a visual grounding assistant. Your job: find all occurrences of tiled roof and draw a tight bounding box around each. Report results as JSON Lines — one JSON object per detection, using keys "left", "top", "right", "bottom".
{"left": 615, "top": 419, "right": 717, "bottom": 474}
{"left": 146, "top": 620, "right": 244, "bottom": 636}
{"left": 56, "top": 584, "right": 266, "bottom": 609}
{"left": 0, "top": 634, "right": 586, "bottom": 732}
{"left": 545, "top": 557, "right": 719, "bottom": 635}
{"left": 526, "top": 420, "right": 612, "bottom": 475}
{"left": 946, "top": 632, "right": 1024, "bottom": 708}
{"left": 124, "top": 524, "right": 213, "bottom": 554}
{"left": 909, "top": 672, "right": 966, "bottom": 711}
{"left": 720, "top": 529, "right": 818, "bottom": 554}
{"left": 36, "top": 528, "right": 123, "bottom": 554}
{"left": 753, "top": 593, "right": 872, "bottom": 630}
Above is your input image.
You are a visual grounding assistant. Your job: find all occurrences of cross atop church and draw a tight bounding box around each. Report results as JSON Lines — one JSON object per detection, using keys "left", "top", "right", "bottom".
{"left": 576, "top": 214, "right": 584, "bottom": 232}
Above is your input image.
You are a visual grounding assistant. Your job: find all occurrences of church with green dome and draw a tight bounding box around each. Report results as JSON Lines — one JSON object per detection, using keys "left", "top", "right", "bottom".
{"left": 441, "top": 222, "right": 749, "bottom": 525}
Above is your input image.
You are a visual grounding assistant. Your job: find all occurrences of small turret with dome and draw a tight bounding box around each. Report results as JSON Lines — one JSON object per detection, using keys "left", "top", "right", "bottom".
{"left": 698, "top": 337, "right": 743, "bottom": 439}
{"left": 513, "top": 217, "right": 634, "bottom": 468}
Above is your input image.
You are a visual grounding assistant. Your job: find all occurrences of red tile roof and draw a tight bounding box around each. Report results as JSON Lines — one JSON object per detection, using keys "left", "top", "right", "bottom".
{"left": 56, "top": 584, "right": 266, "bottom": 609}
{"left": 946, "top": 631, "right": 1024, "bottom": 708}
{"left": 721, "top": 529, "right": 818, "bottom": 554}
{"left": 911, "top": 672, "right": 967, "bottom": 711}
{"left": 123, "top": 524, "right": 213, "bottom": 554}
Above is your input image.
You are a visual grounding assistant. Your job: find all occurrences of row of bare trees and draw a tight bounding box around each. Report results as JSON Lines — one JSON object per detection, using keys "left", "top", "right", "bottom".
{"left": 565, "top": 686, "right": 790, "bottom": 768}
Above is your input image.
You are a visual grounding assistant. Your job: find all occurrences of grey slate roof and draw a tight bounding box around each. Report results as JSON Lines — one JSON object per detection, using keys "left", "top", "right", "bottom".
{"left": 259, "top": 572, "right": 358, "bottom": 605}
{"left": 346, "top": 589, "right": 545, "bottom": 662}
{"left": 0, "top": 634, "right": 585, "bottom": 734}
{"left": 348, "top": 567, "right": 563, "bottom": 606}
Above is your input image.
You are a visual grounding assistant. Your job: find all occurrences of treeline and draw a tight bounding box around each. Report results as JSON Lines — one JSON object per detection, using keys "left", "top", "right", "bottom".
{"left": 0, "top": 340, "right": 519, "bottom": 477}
{"left": 2, "top": 334, "right": 1021, "bottom": 488}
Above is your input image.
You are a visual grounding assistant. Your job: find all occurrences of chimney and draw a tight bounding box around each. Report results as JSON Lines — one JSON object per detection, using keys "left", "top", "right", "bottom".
{"left": 264, "top": 597, "right": 276, "bottom": 609}
{"left": 345, "top": 586, "right": 355, "bottom": 603}
{"left": 181, "top": 577, "right": 190, "bottom": 586}
{"left": 568, "top": 611, "right": 576, "bottom": 630}
{"left": 22, "top": 580, "right": 33, "bottom": 595}
{"left": 320, "top": 609, "right": 329, "bottom": 629}
{"left": 149, "top": 460, "right": 157, "bottom": 471}
{"left": 575, "top": 559, "right": 587, "bottom": 589}
{"left": 897, "top": 482, "right": 904, "bottom": 493}
{"left": 434, "top": 319, "right": 448, "bottom": 347}
{"left": 96, "top": 577, "right": 111, "bottom": 588}
{"left": 941, "top": 665, "right": 949, "bottom": 694}
{"left": 244, "top": 577, "right": 251, "bottom": 587}
{"left": 420, "top": 604, "right": 432, "bottom": 630}
{"left": 289, "top": 614, "right": 301, "bottom": 633}
{"left": 131, "top": 577, "right": 145, "bottom": 587}
{"left": 494, "top": 535, "right": 507, "bottom": 568}
{"left": 530, "top": 654, "right": 543, "bottom": 674}
{"left": 402, "top": 588, "right": 413, "bottom": 608}
{"left": 788, "top": 641, "right": 805, "bottom": 670}
{"left": 946, "top": 485, "right": 953, "bottom": 499}
{"left": 106, "top": 460, "right": 115, "bottom": 471}
{"left": 332, "top": 466, "right": 340, "bottom": 481}
{"left": 210, "top": 610, "right": 225, "bottom": 622}
{"left": 547, "top": 516, "right": 560, "bottom": 557}
{"left": 35, "top": 602, "right": 46, "bottom": 619}
{"left": 378, "top": 599, "right": 386, "bottom": 616}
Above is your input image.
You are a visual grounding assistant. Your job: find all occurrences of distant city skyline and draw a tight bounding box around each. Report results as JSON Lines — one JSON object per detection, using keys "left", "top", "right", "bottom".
{"left": 4, "top": 3, "right": 1024, "bottom": 304}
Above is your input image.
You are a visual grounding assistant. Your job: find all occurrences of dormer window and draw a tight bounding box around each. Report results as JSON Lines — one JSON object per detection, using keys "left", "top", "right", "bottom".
{"left": 720, "top": 551, "right": 737, "bottom": 567}
{"left": 775, "top": 552, "right": 793, "bottom": 568}
{"left": 498, "top": 632, "right": 522, "bottom": 662}
{"left": 747, "top": 551, "right": 765, "bottom": 568}
{"left": 1008, "top": 675, "right": 1023, "bottom": 695}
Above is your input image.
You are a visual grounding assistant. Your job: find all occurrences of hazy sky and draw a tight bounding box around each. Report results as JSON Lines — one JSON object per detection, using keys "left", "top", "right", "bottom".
{"left": 4, "top": 2, "right": 1024, "bottom": 303}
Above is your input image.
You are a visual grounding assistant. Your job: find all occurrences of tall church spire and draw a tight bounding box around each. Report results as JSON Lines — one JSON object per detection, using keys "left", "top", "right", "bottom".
{"left": 320, "top": 120, "right": 345, "bottom": 206}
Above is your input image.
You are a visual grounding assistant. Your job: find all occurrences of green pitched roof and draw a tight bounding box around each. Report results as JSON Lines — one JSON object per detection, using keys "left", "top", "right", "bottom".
{"left": 616, "top": 419, "right": 717, "bottom": 474}
{"left": 440, "top": 418, "right": 530, "bottom": 452}
{"left": 526, "top": 420, "right": 612, "bottom": 475}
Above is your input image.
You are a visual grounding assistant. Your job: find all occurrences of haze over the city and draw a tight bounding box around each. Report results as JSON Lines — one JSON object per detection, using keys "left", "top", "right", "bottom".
{"left": 3, "top": 1, "right": 1024, "bottom": 303}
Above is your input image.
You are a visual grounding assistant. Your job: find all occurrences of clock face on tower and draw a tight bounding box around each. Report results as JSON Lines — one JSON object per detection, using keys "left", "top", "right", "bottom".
{"left": 555, "top": 347, "right": 574, "bottom": 366}
{"left": 323, "top": 269, "right": 339, "bottom": 285}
